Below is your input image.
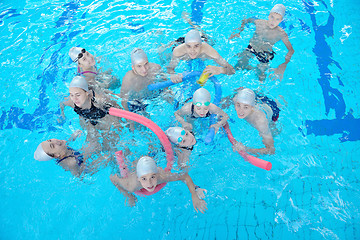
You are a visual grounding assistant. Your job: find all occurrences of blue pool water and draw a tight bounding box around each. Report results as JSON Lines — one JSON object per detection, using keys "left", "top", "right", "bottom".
{"left": 1, "top": 0, "right": 359, "bottom": 239}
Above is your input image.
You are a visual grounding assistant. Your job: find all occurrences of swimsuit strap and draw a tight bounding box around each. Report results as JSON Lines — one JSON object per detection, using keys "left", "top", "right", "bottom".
{"left": 190, "top": 104, "right": 195, "bottom": 118}
{"left": 80, "top": 71, "right": 97, "bottom": 75}
{"left": 72, "top": 151, "right": 84, "bottom": 166}
{"left": 56, "top": 148, "right": 84, "bottom": 166}
{"left": 91, "top": 89, "right": 96, "bottom": 103}
{"left": 78, "top": 65, "right": 98, "bottom": 75}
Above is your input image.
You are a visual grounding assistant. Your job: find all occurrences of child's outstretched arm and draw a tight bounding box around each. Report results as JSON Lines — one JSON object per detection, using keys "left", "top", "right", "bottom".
{"left": 270, "top": 31, "right": 295, "bottom": 81}
{"left": 58, "top": 97, "right": 74, "bottom": 123}
{"left": 209, "top": 104, "right": 230, "bottom": 133}
{"left": 174, "top": 103, "right": 193, "bottom": 130}
{"left": 165, "top": 172, "right": 207, "bottom": 213}
{"left": 246, "top": 118, "right": 275, "bottom": 155}
{"left": 110, "top": 174, "right": 138, "bottom": 207}
{"left": 229, "top": 18, "right": 257, "bottom": 39}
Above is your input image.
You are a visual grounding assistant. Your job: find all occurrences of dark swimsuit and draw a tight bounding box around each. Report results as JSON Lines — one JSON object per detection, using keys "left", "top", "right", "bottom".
{"left": 73, "top": 90, "right": 111, "bottom": 126}
{"left": 179, "top": 145, "right": 194, "bottom": 151}
{"left": 127, "top": 99, "right": 148, "bottom": 113}
{"left": 190, "top": 104, "right": 211, "bottom": 119}
{"left": 256, "top": 95, "right": 280, "bottom": 122}
{"left": 56, "top": 148, "right": 84, "bottom": 166}
{"left": 246, "top": 45, "right": 275, "bottom": 64}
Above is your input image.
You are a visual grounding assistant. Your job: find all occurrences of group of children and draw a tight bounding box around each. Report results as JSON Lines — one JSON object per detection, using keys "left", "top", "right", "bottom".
{"left": 34, "top": 4, "right": 293, "bottom": 213}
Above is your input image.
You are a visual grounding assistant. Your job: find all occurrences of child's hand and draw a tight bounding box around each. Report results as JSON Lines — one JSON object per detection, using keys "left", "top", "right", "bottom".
{"left": 170, "top": 73, "right": 183, "bottom": 83}
{"left": 182, "top": 122, "right": 193, "bottom": 131}
{"left": 57, "top": 115, "right": 66, "bottom": 124}
{"left": 192, "top": 195, "right": 207, "bottom": 213}
{"left": 181, "top": 11, "right": 191, "bottom": 24}
{"left": 195, "top": 187, "right": 207, "bottom": 199}
{"left": 69, "top": 130, "right": 83, "bottom": 142}
{"left": 269, "top": 63, "right": 287, "bottom": 81}
{"left": 232, "top": 141, "right": 246, "bottom": 152}
{"left": 129, "top": 122, "right": 135, "bottom": 132}
{"left": 125, "top": 194, "right": 137, "bottom": 207}
{"left": 209, "top": 123, "right": 220, "bottom": 134}
{"left": 203, "top": 65, "right": 223, "bottom": 77}
{"left": 229, "top": 33, "right": 240, "bottom": 40}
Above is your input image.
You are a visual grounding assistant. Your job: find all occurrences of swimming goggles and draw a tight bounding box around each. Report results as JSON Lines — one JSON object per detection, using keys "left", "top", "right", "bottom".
{"left": 177, "top": 130, "right": 186, "bottom": 143}
{"left": 74, "top": 48, "right": 86, "bottom": 62}
{"left": 194, "top": 102, "right": 210, "bottom": 107}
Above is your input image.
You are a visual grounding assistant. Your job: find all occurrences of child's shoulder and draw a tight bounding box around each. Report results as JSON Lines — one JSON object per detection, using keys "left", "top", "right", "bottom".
{"left": 275, "top": 26, "right": 287, "bottom": 37}
{"left": 173, "top": 44, "right": 186, "bottom": 57}
{"left": 149, "top": 62, "right": 161, "bottom": 70}
{"left": 202, "top": 43, "right": 220, "bottom": 59}
{"left": 123, "top": 69, "right": 137, "bottom": 80}
{"left": 254, "top": 19, "right": 266, "bottom": 25}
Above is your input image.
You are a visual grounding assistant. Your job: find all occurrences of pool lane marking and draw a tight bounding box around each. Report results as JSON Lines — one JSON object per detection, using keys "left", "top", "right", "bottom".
{"left": 302, "top": 0, "right": 360, "bottom": 142}
{"left": 0, "top": 1, "right": 82, "bottom": 131}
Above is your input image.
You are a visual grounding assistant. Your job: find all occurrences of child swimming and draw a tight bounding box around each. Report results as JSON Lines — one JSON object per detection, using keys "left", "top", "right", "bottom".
{"left": 110, "top": 156, "right": 207, "bottom": 213}
{"left": 120, "top": 48, "right": 179, "bottom": 108}
{"left": 174, "top": 88, "right": 229, "bottom": 134}
{"left": 158, "top": 12, "right": 215, "bottom": 65}
{"left": 229, "top": 4, "right": 294, "bottom": 81}
{"left": 232, "top": 88, "right": 278, "bottom": 155}
{"left": 33, "top": 131, "right": 109, "bottom": 177}
{"left": 69, "top": 47, "right": 120, "bottom": 90}
{"left": 60, "top": 76, "right": 124, "bottom": 152}
{"left": 165, "top": 126, "right": 196, "bottom": 170}
{"left": 34, "top": 138, "right": 86, "bottom": 177}
{"left": 167, "top": 29, "right": 235, "bottom": 83}
{"left": 119, "top": 48, "right": 178, "bottom": 129}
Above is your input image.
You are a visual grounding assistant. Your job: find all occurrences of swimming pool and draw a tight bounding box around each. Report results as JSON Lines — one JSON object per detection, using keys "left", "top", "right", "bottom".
{"left": 1, "top": 0, "right": 359, "bottom": 239}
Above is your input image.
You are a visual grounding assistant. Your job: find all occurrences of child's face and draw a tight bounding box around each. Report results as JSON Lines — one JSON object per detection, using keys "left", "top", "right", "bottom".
{"left": 138, "top": 173, "right": 158, "bottom": 192}
{"left": 185, "top": 42, "right": 202, "bottom": 59}
{"left": 42, "top": 139, "right": 67, "bottom": 158}
{"left": 78, "top": 51, "right": 95, "bottom": 68}
{"left": 178, "top": 130, "right": 196, "bottom": 147}
{"left": 267, "top": 12, "right": 283, "bottom": 29}
{"left": 194, "top": 103, "right": 210, "bottom": 117}
{"left": 235, "top": 102, "right": 253, "bottom": 119}
{"left": 132, "top": 60, "right": 150, "bottom": 77}
{"left": 69, "top": 87, "right": 89, "bottom": 107}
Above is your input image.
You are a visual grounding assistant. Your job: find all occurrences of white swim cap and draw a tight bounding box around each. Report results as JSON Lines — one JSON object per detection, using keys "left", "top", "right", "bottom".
{"left": 234, "top": 88, "right": 256, "bottom": 106}
{"left": 69, "top": 47, "right": 84, "bottom": 62}
{"left": 131, "top": 48, "right": 148, "bottom": 66}
{"left": 69, "top": 76, "right": 89, "bottom": 92}
{"left": 185, "top": 29, "right": 202, "bottom": 44}
{"left": 193, "top": 88, "right": 211, "bottom": 104}
{"left": 136, "top": 156, "right": 158, "bottom": 178}
{"left": 165, "top": 127, "right": 186, "bottom": 144}
{"left": 34, "top": 142, "right": 53, "bottom": 161}
{"left": 270, "top": 4, "right": 286, "bottom": 17}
